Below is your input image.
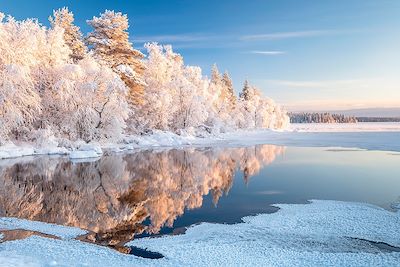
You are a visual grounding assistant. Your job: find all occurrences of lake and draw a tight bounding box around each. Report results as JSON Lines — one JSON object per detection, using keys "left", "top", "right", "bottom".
{"left": 0, "top": 144, "right": 399, "bottom": 253}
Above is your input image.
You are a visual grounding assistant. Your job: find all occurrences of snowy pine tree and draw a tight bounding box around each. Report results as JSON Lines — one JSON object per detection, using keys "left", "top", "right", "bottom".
{"left": 86, "top": 10, "right": 146, "bottom": 106}
{"left": 49, "top": 7, "right": 87, "bottom": 62}
{"left": 222, "top": 71, "right": 236, "bottom": 110}
{"left": 240, "top": 80, "right": 252, "bottom": 101}
{"left": 211, "top": 63, "right": 222, "bottom": 84}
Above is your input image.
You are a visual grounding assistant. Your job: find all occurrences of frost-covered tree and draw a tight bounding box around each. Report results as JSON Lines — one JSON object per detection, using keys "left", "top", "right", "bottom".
{"left": 49, "top": 56, "right": 129, "bottom": 142}
{"left": 86, "top": 10, "right": 145, "bottom": 106}
{"left": 0, "top": 14, "right": 43, "bottom": 141}
{"left": 239, "top": 80, "right": 251, "bottom": 101}
{"left": 173, "top": 65, "right": 208, "bottom": 131}
{"left": 210, "top": 63, "right": 222, "bottom": 84}
{"left": 137, "top": 43, "right": 176, "bottom": 131}
{"left": 139, "top": 43, "right": 208, "bottom": 133}
{"left": 0, "top": 9, "right": 290, "bottom": 146}
{"left": 49, "top": 7, "right": 87, "bottom": 62}
{"left": 206, "top": 64, "right": 235, "bottom": 132}
{"left": 0, "top": 65, "right": 41, "bottom": 141}
{"left": 222, "top": 71, "right": 236, "bottom": 110}
{"left": 32, "top": 23, "right": 71, "bottom": 132}
{"left": 289, "top": 112, "right": 357, "bottom": 123}
{"left": 0, "top": 11, "right": 128, "bottom": 143}
{"left": 238, "top": 82, "right": 289, "bottom": 129}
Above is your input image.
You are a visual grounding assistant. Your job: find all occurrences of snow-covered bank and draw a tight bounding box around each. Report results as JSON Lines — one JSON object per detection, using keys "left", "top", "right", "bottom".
{"left": 1, "top": 122, "right": 400, "bottom": 161}
{"left": 290, "top": 122, "right": 400, "bottom": 132}
{"left": 1, "top": 200, "right": 399, "bottom": 266}
{"left": 0, "top": 218, "right": 86, "bottom": 239}
{"left": 130, "top": 200, "right": 400, "bottom": 266}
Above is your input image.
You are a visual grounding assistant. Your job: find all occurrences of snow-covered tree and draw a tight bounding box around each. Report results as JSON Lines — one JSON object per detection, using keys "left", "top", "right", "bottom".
{"left": 86, "top": 10, "right": 145, "bottom": 106}
{"left": 239, "top": 80, "right": 251, "bottom": 101}
{"left": 172, "top": 65, "right": 208, "bottom": 131}
{"left": 0, "top": 65, "right": 41, "bottom": 141}
{"left": 0, "top": 14, "right": 43, "bottom": 141}
{"left": 222, "top": 71, "right": 236, "bottom": 110}
{"left": 238, "top": 82, "right": 289, "bottom": 129}
{"left": 0, "top": 9, "right": 290, "bottom": 146}
{"left": 49, "top": 56, "right": 129, "bottom": 142}
{"left": 210, "top": 63, "right": 222, "bottom": 84}
{"left": 205, "top": 65, "right": 238, "bottom": 132}
{"left": 49, "top": 7, "right": 87, "bottom": 62}
{"left": 139, "top": 43, "right": 208, "bottom": 133}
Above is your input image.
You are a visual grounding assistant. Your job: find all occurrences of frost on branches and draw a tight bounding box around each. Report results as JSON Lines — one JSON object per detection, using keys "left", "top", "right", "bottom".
{"left": 86, "top": 10, "right": 146, "bottom": 107}
{"left": 0, "top": 9, "right": 289, "bottom": 147}
{"left": 49, "top": 7, "right": 87, "bottom": 62}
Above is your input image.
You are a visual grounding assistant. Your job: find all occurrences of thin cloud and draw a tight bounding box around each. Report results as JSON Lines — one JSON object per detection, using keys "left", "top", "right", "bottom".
{"left": 133, "top": 33, "right": 214, "bottom": 44}
{"left": 241, "top": 30, "right": 345, "bottom": 41}
{"left": 248, "top": 50, "right": 286, "bottom": 55}
{"left": 264, "top": 79, "right": 373, "bottom": 89}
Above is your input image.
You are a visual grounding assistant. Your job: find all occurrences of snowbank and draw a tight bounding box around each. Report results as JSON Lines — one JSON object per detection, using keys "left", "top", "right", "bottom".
{"left": 69, "top": 143, "right": 103, "bottom": 160}
{"left": 0, "top": 217, "right": 86, "bottom": 239}
{"left": 0, "top": 143, "right": 34, "bottom": 159}
{"left": 0, "top": 200, "right": 399, "bottom": 266}
{"left": 129, "top": 200, "right": 400, "bottom": 266}
{"left": 1, "top": 123, "right": 400, "bottom": 161}
{"left": 290, "top": 122, "right": 400, "bottom": 132}
{"left": 0, "top": 142, "right": 103, "bottom": 161}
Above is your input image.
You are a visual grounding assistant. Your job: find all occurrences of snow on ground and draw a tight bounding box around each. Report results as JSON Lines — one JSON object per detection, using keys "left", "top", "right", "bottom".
{"left": 0, "top": 217, "right": 86, "bottom": 239}
{"left": 219, "top": 127, "right": 400, "bottom": 152}
{"left": 0, "top": 200, "right": 399, "bottom": 267}
{"left": 290, "top": 122, "right": 400, "bottom": 132}
{"left": 1, "top": 123, "right": 400, "bottom": 161}
{"left": 69, "top": 143, "right": 103, "bottom": 160}
{"left": 129, "top": 200, "right": 400, "bottom": 267}
{"left": 0, "top": 143, "right": 35, "bottom": 159}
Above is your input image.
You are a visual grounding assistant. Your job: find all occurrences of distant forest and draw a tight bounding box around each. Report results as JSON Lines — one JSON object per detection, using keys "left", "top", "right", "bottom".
{"left": 289, "top": 112, "right": 400, "bottom": 123}
{"left": 356, "top": 117, "right": 400, "bottom": 122}
{"left": 289, "top": 113, "right": 357, "bottom": 123}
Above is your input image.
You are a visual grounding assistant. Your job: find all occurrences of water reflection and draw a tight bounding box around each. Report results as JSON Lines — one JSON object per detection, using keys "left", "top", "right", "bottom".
{"left": 0, "top": 145, "right": 285, "bottom": 247}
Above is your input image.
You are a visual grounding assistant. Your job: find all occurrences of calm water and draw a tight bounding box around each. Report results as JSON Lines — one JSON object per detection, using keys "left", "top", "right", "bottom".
{"left": 0, "top": 145, "right": 399, "bottom": 250}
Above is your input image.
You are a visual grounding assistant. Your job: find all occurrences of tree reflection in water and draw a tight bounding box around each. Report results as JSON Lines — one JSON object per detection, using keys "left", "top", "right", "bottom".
{"left": 0, "top": 144, "right": 285, "bottom": 248}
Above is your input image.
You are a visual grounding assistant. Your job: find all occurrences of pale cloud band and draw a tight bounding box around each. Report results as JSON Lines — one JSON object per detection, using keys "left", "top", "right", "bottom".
{"left": 248, "top": 50, "right": 286, "bottom": 55}
{"left": 263, "top": 78, "right": 400, "bottom": 91}
{"left": 261, "top": 78, "right": 400, "bottom": 111}
{"left": 133, "top": 29, "right": 355, "bottom": 48}
{"left": 240, "top": 29, "right": 356, "bottom": 41}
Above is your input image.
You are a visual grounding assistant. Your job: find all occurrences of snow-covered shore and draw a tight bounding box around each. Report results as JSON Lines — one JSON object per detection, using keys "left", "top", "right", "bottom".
{"left": 1, "top": 200, "right": 399, "bottom": 266}
{"left": 1, "top": 123, "right": 400, "bottom": 161}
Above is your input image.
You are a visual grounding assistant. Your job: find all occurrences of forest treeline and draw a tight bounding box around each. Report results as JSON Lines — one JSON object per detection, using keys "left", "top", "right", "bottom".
{"left": 0, "top": 8, "right": 289, "bottom": 145}
{"left": 289, "top": 112, "right": 357, "bottom": 123}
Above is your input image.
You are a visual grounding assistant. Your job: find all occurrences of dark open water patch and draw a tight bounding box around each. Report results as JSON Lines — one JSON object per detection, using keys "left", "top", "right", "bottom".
{"left": 128, "top": 246, "right": 164, "bottom": 259}
{"left": 349, "top": 237, "right": 400, "bottom": 253}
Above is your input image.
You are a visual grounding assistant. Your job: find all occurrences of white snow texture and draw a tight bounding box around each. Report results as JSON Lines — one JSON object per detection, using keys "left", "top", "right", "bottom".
{"left": 0, "top": 200, "right": 399, "bottom": 267}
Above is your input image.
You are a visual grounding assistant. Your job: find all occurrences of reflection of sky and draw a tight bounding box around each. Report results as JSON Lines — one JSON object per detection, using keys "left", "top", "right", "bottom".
{"left": 1, "top": 0, "right": 400, "bottom": 110}
{"left": 170, "top": 146, "right": 400, "bottom": 234}
{"left": 0, "top": 144, "right": 398, "bottom": 238}
{"left": 246, "top": 147, "right": 400, "bottom": 209}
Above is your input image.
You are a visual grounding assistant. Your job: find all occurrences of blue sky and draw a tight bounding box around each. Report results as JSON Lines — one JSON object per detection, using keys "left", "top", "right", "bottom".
{"left": 1, "top": 0, "right": 399, "bottom": 111}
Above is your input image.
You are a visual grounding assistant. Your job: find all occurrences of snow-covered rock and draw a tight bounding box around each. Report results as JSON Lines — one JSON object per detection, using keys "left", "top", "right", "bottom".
{"left": 0, "top": 143, "right": 35, "bottom": 159}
